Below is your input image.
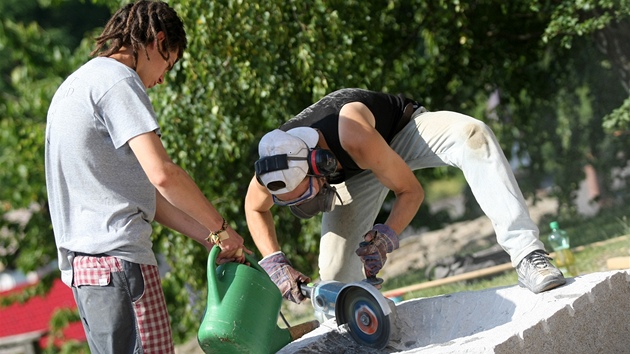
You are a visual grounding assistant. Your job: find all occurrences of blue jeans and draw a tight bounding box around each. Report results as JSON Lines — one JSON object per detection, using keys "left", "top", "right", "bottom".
{"left": 319, "top": 109, "right": 545, "bottom": 282}
{"left": 72, "top": 257, "right": 145, "bottom": 354}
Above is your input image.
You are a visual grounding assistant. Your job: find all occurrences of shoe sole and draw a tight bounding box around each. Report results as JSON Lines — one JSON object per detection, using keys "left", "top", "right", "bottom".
{"left": 518, "top": 276, "right": 567, "bottom": 294}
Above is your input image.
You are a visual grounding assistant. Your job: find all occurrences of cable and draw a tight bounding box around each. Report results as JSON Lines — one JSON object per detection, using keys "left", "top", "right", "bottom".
{"left": 279, "top": 311, "right": 292, "bottom": 328}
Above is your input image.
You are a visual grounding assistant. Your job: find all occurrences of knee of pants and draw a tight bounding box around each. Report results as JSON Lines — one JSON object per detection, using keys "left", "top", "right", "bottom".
{"left": 461, "top": 120, "right": 502, "bottom": 158}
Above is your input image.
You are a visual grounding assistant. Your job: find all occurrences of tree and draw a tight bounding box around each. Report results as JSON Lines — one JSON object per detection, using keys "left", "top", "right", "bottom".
{"left": 541, "top": 0, "right": 630, "bottom": 208}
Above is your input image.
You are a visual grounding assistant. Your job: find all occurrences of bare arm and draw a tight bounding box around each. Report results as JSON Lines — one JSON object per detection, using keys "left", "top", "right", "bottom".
{"left": 154, "top": 191, "right": 212, "bottom": 251}
{"left": 128, "top": 131, "right": 249, "bottom": 260}
{"left": 338, "top": 102, "right": 424, "bottom": 234}
{"left": 244, "top": 176, "right": 281, "bottom": 257}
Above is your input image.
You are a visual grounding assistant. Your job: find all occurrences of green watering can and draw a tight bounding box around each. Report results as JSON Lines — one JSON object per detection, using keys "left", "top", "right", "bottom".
{"left": 197, "top": 247, "right": 319, "bottom": 354}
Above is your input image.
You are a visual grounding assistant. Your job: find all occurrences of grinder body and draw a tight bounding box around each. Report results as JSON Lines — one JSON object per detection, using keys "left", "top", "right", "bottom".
{"left": 300, "top": 280, "right": 345, "bottom": 322}
{"left": 300, "top": 281, "right": 399, "bottom": 349}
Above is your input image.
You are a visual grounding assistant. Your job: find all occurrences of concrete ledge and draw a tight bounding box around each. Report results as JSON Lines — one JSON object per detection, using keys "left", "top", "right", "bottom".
{"left": 278, "top": 270, "right": 630, "bottom": 353}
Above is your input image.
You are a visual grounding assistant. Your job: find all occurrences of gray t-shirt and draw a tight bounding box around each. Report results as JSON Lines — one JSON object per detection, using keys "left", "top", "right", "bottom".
{"left": 45, "top": 57, "right": 160, "bottom": 286}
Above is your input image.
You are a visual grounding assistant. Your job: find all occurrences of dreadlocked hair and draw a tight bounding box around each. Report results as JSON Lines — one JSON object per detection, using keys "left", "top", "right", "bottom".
{"left": 90, "top": 0, "right": 187, "bottom": 69}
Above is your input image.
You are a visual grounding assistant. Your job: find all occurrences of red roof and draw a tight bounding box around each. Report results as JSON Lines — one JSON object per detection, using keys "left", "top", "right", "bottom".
{"left": 0, "top": 278, "right": 86, "bottom": 348}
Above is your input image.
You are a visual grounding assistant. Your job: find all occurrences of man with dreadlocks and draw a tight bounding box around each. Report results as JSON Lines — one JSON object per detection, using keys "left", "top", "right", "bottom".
{"left": 45, "top": 1, "right": 250, "bottom": 352}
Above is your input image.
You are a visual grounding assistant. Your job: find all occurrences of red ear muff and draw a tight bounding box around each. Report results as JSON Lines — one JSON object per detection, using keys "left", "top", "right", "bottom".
{"left": 309, "top": 150, "right": 321, "bottom": 175}
{"left": 254, "top": 148, "right": 337, "bottom": 182}
{"left": 307, "top": 148, "right": 337, "bottom": 177}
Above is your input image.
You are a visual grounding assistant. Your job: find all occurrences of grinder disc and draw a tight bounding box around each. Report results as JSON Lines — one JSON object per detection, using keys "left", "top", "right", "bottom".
{"left": 338, "top": 286, "right": 391, "bottom": 349}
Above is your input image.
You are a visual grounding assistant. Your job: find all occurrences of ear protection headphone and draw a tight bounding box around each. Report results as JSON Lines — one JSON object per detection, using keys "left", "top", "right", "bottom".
{"left": 305, "top": 148, "right": 337, "bottom": 176}
{"left": 255, "top": 148, "right": 337, "bottom": 180}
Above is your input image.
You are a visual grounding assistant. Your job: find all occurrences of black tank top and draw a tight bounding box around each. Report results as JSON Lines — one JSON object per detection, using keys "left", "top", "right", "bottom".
{"left": 280, "top": 88, "right": 414, "bottom": 183}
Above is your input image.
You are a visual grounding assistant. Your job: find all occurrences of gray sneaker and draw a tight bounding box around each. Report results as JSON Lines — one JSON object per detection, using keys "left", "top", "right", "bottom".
{"left": 516, "top": 250, "right": 566, "bottom": 293}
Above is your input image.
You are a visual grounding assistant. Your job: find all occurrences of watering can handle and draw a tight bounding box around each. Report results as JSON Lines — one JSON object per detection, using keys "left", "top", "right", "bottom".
{"left": 206, "top": 246, "right": 271, "bottom": 306}
{"left": 208, "top": 246, "right": 269, "bottom": 277}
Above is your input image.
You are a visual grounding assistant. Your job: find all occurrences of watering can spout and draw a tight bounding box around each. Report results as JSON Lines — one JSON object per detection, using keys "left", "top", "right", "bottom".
{"left": 197, "top": 247, "right": 318, "bottom": 354}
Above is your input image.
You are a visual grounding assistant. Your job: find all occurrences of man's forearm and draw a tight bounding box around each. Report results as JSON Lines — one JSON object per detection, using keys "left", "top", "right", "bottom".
{"left": 154, "top": 191, "right": 212, "bottom": 250}
{"left": 247, "top": 210, "right": 281, "bottom": 256}
{"left": 386, "top": 189, "right": 424, "bottom": 234}
{"left": 154, "top": 162, "right": 225, "bottom": 232}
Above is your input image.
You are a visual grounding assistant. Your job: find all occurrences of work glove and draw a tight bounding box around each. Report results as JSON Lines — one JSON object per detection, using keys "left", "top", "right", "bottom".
{"left": 259, "top": 251, "right": 311, "bottom": 304}
{"left": 355, "top": 224, "right": 399, "bottom": 278}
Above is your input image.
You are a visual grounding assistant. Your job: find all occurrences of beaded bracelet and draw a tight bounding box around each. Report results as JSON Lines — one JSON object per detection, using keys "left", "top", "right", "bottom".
{"left": 206, "top": 218, "right": 229, "bottom": 245}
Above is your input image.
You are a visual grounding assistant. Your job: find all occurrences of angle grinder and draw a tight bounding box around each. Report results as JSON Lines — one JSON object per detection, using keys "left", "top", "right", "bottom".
{"left": 299, "top": 279, "right": 399, "bottom": 349}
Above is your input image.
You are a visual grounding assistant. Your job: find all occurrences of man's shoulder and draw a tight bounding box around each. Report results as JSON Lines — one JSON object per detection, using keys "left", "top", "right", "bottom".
{"left": 78, "top": 57, "right": 139, "bottom": 85}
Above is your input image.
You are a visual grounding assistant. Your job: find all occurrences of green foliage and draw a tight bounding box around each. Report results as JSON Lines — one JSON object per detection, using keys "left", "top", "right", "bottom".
{"left": 603, "top": 96, "right": 630, "bottom": 132}
{"left": 43, "top": 307, "right": 90, "bottom": 354}
{"left": 543, "top": 0, "right": 630, "bottom": 48}
{"left": 543, "top": 0, "right": 630, "bottom": 133}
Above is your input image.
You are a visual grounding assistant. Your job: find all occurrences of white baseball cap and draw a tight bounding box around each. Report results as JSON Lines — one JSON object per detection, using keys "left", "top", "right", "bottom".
{"left": 256, "top": 127, "right": 319, "bottom": 194}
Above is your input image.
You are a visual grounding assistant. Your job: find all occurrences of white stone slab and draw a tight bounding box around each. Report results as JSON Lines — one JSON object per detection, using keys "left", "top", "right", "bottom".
{"left": 278, "top": 270, "right": 630, "bottom": 354}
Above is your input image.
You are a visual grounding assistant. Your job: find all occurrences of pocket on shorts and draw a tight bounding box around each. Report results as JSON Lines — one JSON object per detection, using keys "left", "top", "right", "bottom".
{"left": 73, "top": 257, "right": 113, "bottom": 287}
{"left": 122, "top": 260, "right": 145, "bottom": 302}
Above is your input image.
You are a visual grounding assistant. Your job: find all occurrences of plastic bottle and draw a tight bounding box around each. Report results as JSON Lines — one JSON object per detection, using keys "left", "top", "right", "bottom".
{"left": 548, "top": 221, "right": 577, "bottom": 277}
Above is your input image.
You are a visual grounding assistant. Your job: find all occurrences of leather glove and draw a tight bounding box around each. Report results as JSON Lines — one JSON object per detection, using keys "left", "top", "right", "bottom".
{"left": 259, "top": 251, "right": 311, "bottom": 304}
{"left": 355, "top": 224, "right": 399, "bottom": 278}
